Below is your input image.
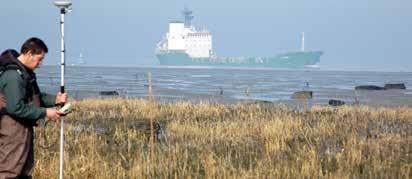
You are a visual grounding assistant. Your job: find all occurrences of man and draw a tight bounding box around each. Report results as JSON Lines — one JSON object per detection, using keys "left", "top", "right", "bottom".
{"left": 0, "top": 37, "right": 68, "bottom": 178}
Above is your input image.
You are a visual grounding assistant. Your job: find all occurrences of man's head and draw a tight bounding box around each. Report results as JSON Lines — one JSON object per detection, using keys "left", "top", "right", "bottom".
{"left": 18, "top": 37, "right": 48, "bottom": 70}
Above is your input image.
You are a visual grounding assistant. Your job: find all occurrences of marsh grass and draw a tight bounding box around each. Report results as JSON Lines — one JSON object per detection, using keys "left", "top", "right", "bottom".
{"left": 33, "top": 98, "right": 411, "bottom": 178}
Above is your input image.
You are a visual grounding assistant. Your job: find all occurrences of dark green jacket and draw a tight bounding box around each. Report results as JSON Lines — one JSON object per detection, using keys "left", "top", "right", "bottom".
{"left": 0, "top": 63, "right": 56, "bottom": 125}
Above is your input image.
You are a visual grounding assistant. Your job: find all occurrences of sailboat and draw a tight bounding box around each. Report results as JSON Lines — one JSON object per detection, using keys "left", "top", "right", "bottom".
{"left": 78, "top": 53, "right": 85, "bottom": 65}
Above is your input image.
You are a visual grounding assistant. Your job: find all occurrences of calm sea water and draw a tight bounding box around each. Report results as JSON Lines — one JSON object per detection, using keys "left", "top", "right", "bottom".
{"left": 36, "top": 65, "right": 412, "bottom": 107}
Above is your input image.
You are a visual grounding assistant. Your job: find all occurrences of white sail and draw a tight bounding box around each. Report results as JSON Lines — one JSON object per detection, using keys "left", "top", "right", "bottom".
{"left": 301, "top": 32, "right": 305, "bottom": 52}
{"left": 78, "top": 53, "right": 85, "bottom": 64}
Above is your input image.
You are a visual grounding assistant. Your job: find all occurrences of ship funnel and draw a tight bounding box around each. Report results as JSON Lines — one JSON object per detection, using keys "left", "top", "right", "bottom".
{"left": 301, "top": 32, "right": 305, "bottom": 52}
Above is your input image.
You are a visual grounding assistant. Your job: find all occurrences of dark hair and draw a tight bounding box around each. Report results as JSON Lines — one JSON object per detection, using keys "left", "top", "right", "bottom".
{"left": 20, "top": 37, "right": 48, "bottom": 55}
{"left": 0, "top": 49, "right": 20, "bottom": 60}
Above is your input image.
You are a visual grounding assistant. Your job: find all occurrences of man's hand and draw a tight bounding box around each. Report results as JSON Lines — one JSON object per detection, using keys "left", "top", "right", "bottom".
{"left": 55, "top": 92, "right": 68, "bottom": 105}
{"left": 0, "top": 93, "right": 6, "bottom": 109}
{"left": 46, "top": 108, "right": 63, "bottom": 121}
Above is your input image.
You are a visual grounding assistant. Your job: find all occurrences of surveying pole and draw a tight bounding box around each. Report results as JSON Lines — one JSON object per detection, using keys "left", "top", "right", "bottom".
{"left": 53, "top": 1, "right": 72, "bottom": 178}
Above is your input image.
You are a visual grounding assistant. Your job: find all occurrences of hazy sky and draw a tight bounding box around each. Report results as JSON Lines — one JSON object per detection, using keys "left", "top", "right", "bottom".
{"left": 1, "top": 0, "right": 411, "bottom": 71}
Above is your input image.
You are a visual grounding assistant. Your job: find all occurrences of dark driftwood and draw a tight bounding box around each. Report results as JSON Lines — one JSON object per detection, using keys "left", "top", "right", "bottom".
{"left": 355, "top": 85, "right": 385, "bottom": 90}
{"left": 355, "top": 84, "right": 406, "bottom": 90}
{"left": 384, "top": 83, "right": 406, "bottom": 90}
{"left": 99, "top": 91, "right": 120, "bottom": 96}
{"left": 291, "top": 91, "right": 313, "bottom": 100}
{"left": 328, "top": 99, "right": 345, "bottom": 106}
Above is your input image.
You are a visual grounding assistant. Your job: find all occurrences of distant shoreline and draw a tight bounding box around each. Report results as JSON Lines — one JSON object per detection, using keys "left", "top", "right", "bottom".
{"left": 40, "top": 64, "right": 412, "bottom": 73}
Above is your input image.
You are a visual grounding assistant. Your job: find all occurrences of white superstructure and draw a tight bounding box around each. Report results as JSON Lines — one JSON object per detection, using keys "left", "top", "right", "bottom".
{"left": 166, "top": 22, "right": 186, "bottom": 50}
{"left": 156, "top": 9, "right": 213, "bottom": 58}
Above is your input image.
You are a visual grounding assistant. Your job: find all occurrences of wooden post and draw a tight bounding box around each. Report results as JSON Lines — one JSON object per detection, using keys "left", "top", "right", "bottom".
{"left": 148, "top": 72, "right": 153, "bottom": 99}
{"left": 148, "top": 72, "right": 156, "bottom": 161}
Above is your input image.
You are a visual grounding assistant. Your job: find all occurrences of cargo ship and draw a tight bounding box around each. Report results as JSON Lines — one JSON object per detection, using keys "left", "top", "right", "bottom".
{"left": 155, "top": 8, "right": 323, "bottom": 68}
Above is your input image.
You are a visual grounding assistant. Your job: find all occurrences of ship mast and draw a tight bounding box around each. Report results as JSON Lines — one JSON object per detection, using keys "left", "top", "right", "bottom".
{"left": 301, "top": 32, "right": 305, "bottom": 52}
{"left": 183, "top": 7, "right": 194, "bottom": 28}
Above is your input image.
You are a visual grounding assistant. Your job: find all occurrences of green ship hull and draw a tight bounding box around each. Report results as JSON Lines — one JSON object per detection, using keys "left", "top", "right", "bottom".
{"left": 156, "top": 51, "right": 322, "bottom": 68}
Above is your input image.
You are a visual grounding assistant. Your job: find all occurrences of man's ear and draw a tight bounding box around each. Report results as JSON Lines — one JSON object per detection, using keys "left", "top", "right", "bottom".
{"left": 27, "top": 50, "right": 34, "bottom": 56}
{"left": 21, "top": 50, "right": 32, "bottom": 57}
{"left": 27, "top": 51, "right": 38, "bottom": 60}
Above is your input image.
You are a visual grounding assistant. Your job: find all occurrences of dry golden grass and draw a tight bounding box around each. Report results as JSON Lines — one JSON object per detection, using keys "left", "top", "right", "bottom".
{"left": 33, "top": 98, "right": 411, "bottom": 178}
